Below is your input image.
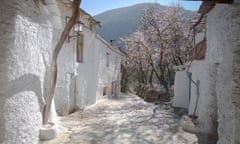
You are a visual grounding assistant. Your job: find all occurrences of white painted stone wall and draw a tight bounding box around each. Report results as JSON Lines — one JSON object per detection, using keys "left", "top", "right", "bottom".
{"left": 53, "top": 1, "right": 122, "bottom": 115}
{"left": 74, "top": 33, "right": 122, "bottom": 110}
{"left": 205, "top": 2, "right": 240, "bottom": 144}
{"left": 172, "top": 71, "right": 189, "bottom": 108}
{"left": 74, "top": 27, "right": 99, "bottom": 110}
{"left": 94, "top": 36, "right": 122, "bottom": 100}
{"left": 0, "top": 0, "right": 54, "bottom": 143}
{"left": 170, "top": 1, "right": 240, "bottom": 143}
{"left": 49, "top": 0, "right": 77, "bottom": 115}
{"left": 188, "top": 60, "right": 218, "bottom": 134}
{"left": 173, "top": 33, "right": 205, "bottom": 110}
{"left": 173, "top": 60, "right": 218, "bottom": 134}
{"left": 188, "top": 60, "right": 207, "bottom": 115}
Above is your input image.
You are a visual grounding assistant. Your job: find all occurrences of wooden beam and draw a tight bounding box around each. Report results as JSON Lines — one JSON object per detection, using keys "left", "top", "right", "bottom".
{"left": 198, "top": 2, "right": 215, "bottom": 14}
{"left": 184, "top": 0, "right": 233, "bottom": 4}
{"left": 203, "top": 0, "right": 233, "bottom": 3}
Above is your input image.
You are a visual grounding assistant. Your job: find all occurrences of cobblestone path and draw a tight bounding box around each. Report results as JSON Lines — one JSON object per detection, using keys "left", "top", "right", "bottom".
{"left": 40, "top": 94, "right": 198, "bottom": 144}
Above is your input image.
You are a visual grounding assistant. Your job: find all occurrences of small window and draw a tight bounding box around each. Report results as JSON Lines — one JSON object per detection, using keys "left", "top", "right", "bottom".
{"left": 77, "top": 34, "right": 84, "bottom": 62}
{"left": 106, "top": 52, "right": 110, "bottom": 67}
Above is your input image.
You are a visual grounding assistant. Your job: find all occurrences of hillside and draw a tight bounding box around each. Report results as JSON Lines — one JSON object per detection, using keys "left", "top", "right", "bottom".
{"left": 94, "top": 3, "right": 196, "bottom": 48}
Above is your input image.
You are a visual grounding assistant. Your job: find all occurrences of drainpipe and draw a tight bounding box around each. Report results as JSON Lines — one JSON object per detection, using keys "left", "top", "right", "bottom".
{"left": 187, "top": 72, "right": 192, "bottom": 105}
{"left": 187, "top": 71, "right": 200, "bottom": 118}
{"left": 193, "top": 28, "right": 196, "bottom": 58}
{"left": 193, "top": 80, "right": 200, "bottom": 116}
{"left": 73, "top": 75, "right": 77, "bottom": 110}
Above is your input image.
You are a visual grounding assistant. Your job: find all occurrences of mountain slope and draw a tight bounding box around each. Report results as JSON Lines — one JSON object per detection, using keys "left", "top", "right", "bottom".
{"left": 94, "top": 3, "right": 195, "bottom": 48}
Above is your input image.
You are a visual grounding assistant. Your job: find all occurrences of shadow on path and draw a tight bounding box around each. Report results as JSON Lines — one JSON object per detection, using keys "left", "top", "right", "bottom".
{"left": 40, "top": 94, "right": 198, "bottom": 144}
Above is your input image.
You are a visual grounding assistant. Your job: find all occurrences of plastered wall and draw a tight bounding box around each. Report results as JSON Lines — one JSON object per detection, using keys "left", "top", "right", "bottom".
{"left": 206, "top": 3, "right": 240, "bottom": 144}
{"left": 0, "top": 0, "right": 54, "bottom": 143}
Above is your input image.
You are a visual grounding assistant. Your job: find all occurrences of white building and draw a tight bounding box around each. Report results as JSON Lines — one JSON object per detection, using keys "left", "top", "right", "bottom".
{"left": 0, "top": 0, "right": 123, "bottom": 143}
{"left": 173, "top": 0, "right": 240, "bottom": 143}
{"left": 53, "top": 1, "right": 123, "bottom": 115}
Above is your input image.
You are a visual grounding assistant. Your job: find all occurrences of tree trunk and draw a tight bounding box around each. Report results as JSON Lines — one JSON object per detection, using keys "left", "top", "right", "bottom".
{"left": 121, "top": 63, "right": 131, "bottom": 93}
{"left": 177, "top": 55, "right": 183, "bottom": 65}
{"left": 166, "top": 64, "right": 171, "bottom": 86}
{"left": 43, "top": 0, "right": 81, "bottom": 125}
{"left": 160, "top": 67, "right": 165, "bottom": 83}
{"left": 149, "top": 68, "right": 154, "bottom": 88}
{"left": 148, "top": 54, "right": 162, "bottom": 83}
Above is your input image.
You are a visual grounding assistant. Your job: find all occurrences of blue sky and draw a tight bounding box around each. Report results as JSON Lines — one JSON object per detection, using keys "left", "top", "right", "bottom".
{"left": 80, "top": 0, "right": 202, "bottom": 16}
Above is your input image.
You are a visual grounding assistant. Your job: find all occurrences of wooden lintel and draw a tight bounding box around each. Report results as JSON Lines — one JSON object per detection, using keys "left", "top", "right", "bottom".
{"left": 203, "top": 0, "right": 233, "bottom": 3}
{"left": 198, "top": 2, "right": 215, "bottom": 14}
{"left": 184, "top": 0, "right": 233, "bottom": 4}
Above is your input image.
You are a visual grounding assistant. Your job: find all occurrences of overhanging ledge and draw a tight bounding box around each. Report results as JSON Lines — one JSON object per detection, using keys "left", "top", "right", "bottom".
{"left": 184, "top": 0, "right": 233, "bottom": 4}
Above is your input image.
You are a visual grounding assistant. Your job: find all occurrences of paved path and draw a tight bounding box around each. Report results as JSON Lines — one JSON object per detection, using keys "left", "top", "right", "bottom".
{"left": 40, "top": 94, "right": 198, "bottom": 144}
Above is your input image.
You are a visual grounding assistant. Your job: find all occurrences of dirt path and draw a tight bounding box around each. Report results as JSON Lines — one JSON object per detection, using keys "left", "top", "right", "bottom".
{"left": 40, "top": 94, "right": 198, "bottom": 144}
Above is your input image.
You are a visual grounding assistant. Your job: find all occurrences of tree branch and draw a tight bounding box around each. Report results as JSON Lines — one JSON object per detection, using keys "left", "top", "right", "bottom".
{"left": 43, "top": 0, "right": 81, "bottom": 125}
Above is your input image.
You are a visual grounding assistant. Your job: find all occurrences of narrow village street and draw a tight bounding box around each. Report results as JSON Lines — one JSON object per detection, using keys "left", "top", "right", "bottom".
{"left": 1, "top": 0, "right": 239, "bottom": 143}
{"left": 40, "top": 94, "right": 198, "bottom": 144}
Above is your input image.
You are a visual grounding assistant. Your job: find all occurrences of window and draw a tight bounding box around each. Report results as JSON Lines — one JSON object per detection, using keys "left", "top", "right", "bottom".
{"left": 77, "top": 34, "right": 84, "bottom": 62}
{"left": 106, "top": 52, "right": 110, "bottom": 67}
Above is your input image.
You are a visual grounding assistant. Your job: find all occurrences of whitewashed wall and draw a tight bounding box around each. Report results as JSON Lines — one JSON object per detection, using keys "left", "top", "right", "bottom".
{"left": 74, "top": 33, "right": 122, "bottom": 110}
{"left": 172, "top": 71, "right": 189, "bottom": 108}
{"left": 205, "top": 2, "right": 240, "bottom": 144}
{"left": 53, "top": 1, "right": 122, "bottom": 114}
{"left": 188, "top": 61, "right": 207, "bottom": 115}
{"left": 94, "top": 36, "right": 122, "bottom": 100}
{"left": 74, "top": 26, "right": 99, "bottom": 110}
{"left": 188, "top": 60, "right": 218, "bottom": 134}
{"left": 51, "top": 0, "right": 77, "bottom": 115}
{"left": 169, "top": 1, "right": 240, "bottom": 143}
{"left": 173, "top": 60, "right": 218, "bottom": 135}
{"left": 0, "top": 0, "right": 54, "bottom": 143}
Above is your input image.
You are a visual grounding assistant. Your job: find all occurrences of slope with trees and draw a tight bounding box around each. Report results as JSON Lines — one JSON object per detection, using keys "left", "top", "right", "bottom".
{"left": 121, "top": 5, "right": 191, "bottom": 98}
